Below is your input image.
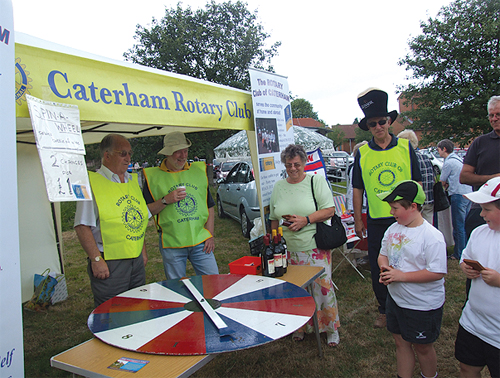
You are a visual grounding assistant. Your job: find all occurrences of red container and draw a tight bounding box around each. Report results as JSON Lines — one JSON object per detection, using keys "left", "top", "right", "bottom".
{"left": 228, "top": 256, "right": 262, "bottom": 275}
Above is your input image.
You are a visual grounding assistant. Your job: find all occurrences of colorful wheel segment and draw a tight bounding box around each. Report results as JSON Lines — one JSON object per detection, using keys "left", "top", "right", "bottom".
{"left": 88, "top": 274, "right": 315, "bottom": 355}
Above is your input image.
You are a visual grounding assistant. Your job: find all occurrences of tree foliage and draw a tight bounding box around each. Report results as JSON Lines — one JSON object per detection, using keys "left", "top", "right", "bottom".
{"left": 124, "top": 0, "right": 281, "bottom": 90}
{"left": 326, "top": 128, "right": 345, "bottom": 150}
{"left": 398, "top": 0, "right": 500, "bottom": 146}
{"left": 354, "top": 127, "right": 373, "bottom": 144}
{"left": 291, "top": 98, "right": 318, "bottom": 120}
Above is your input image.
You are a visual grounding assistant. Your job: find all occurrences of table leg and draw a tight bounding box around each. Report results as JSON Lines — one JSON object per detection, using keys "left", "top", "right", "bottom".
{"left": 306, "top": 285, "right": 323, "bottom": 358}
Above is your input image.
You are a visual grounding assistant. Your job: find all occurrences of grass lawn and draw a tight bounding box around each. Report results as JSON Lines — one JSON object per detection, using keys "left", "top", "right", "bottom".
{"left": 22, "top": 187, "right": 492, "bottom": 377}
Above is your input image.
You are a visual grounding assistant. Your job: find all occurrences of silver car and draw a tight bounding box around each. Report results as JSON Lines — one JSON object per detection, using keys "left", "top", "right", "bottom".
{"left": 216, "top": 161, "right": 260, "bottom": 238}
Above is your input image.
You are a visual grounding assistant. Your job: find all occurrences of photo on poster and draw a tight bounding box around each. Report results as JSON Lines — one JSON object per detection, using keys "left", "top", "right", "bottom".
{"left": 255, "top": 118, "right": 280, "bottom": 154}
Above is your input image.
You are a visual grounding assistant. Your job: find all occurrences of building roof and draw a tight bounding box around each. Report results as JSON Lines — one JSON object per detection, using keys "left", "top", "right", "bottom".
{"left": 293, "top": 118, "right": 323, "bottom": 128}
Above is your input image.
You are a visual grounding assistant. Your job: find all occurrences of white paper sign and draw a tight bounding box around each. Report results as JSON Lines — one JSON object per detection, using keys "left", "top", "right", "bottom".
{"left": 26, "top": 95, "right": 92, "bottom": 202}
{"left": 38, "top": 150, "right": 92, "bottom": 201}
{"left": 26, "top": 95, "right": 85, "bottom": 154}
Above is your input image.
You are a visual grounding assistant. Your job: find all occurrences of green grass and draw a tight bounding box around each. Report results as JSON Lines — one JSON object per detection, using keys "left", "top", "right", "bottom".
{"left": 23, "top": 188, "right": 492, "bottom": 378}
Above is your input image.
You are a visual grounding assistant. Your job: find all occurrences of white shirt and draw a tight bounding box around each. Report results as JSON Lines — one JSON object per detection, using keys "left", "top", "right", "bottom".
{"left": 460, "top": 225, "right": 500, "bottom": 349}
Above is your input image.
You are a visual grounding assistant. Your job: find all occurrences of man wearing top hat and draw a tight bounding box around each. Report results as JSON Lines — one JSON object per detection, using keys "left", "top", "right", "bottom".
{"left": 352, "top": 88, "right": 422, "bottom": 328}
{"left": 142, "top": 131, "right": 219, "bottom": 280}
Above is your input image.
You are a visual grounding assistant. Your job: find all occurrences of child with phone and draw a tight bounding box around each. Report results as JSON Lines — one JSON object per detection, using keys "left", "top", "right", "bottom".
{"left": 377, "top": 180, "right": 447, "bottom": 378}
{"left": 455, "top": 177, "right": 500, "bottom": 378}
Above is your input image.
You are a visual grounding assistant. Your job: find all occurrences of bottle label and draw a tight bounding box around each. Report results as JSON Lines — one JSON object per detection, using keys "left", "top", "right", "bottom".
{"left": 282, "top": 252, "right": 287, "bottom": 268}
{"left": 268, "top": 259, "right": 275, "bottom": 274}
{"left": 274, "top": 254, "right": 282, "bottom": 267}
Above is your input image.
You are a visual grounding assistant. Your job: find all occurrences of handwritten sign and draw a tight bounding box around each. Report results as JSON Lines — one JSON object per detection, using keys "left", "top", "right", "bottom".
{"left": 27, "top": 95, "right": 92, "bottom": 202}
{"left": 27, "top": 95, "right": 85, "bottom": 153}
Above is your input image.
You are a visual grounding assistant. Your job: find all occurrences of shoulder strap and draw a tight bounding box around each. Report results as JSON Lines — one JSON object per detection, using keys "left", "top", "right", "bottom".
{"left": 310, "top": 175, "right": 318, "bottom": 211}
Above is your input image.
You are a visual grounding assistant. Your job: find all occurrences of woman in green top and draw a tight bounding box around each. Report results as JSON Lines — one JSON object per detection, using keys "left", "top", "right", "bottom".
{"left": 270, "top": 144, "right": 341, "bottom": 347}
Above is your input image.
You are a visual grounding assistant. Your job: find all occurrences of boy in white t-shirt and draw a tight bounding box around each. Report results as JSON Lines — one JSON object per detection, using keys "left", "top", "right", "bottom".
{"left": 455, "top": 177, "right": 500, "bottom": 378}
{"left": 377, "top": 180, "right": 447, "bottom": 378}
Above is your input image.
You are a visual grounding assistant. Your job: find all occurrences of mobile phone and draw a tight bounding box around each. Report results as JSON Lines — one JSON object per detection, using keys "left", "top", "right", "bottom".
{"left": 463, "top": 259, "right": 485, "bottom": 271}
{"left": 282, "top": 220, "right": 292, "bottom": 227}
{"left": 282, "top": 214, "right": 291, "bottom": 219}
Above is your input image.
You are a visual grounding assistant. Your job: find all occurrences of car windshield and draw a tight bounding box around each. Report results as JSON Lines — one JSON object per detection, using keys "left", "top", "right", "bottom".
{"left": 221, "top": 162, "right": 237, "bottom": 172}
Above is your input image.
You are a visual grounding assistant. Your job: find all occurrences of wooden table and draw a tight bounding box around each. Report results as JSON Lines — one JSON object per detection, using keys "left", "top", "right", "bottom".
{"left": 50, "top": 265, "right": 324, "bottom": 377}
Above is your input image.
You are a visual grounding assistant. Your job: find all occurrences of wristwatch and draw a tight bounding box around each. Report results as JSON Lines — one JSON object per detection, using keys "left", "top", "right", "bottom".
{"left": 93, "top": 256, "right": 102, "bottom": 262}
{"left": 161, "top": 196, "right": 168, "bottom": 206}
{"left": 306, "top": 216, "right": 311, "bottom": 225}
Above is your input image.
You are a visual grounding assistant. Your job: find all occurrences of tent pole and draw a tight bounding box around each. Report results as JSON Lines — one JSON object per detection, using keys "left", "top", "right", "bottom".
{"left": 50, "top": 202, "right": 65, "bottom": 273}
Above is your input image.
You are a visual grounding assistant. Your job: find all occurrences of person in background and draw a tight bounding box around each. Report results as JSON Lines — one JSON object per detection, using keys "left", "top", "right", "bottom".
{"left": 455, "top": 177, "right": 500, "bottom": 378}
{"left": 352, "top": 88, "right": 422, "bottom": 328}
{"left": 378, "top": 180, "right": 447, "bottom": 378}
{"left": 269, "top": 144, "right": 341, "bottom": 347}
{"left": 346, "top": 140, "right": 368, "bottom": 213}
{"left": 74, "top": 134, "right": 149, "bottom": 307}
{"left": 460, "top": 95, "right": 500, "bottom": 238}
{"left": 142, "top": 131, "right": 218, "bottom": 280}
{"left": 397, "top": 129, "right": 435, "bottom": 224}
{"left": 437, "top": 139, "right": 472, "bottom": 260}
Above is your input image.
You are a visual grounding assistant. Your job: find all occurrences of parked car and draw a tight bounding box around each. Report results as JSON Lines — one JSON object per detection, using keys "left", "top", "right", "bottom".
{"left": 420, "top": 148, "right": 444, "bottom": 176}
{"left": 216, "top": 161, "right": 260, "bottom": 238}
{"left": 217, "top": 161, "right": 238, "bottom": 180}
{"left": 325, "top": 151, "right": 352, "bottom": 182}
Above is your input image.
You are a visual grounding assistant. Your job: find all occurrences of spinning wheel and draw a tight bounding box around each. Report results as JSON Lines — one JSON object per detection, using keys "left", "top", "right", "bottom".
{"left": 88, "top": 274, "right": 315, "bottom": 355}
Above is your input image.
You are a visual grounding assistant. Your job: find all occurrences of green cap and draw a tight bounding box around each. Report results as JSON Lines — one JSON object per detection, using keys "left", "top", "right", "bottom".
{"left": 376, "top": 180, "right": 426, "bottom": 205}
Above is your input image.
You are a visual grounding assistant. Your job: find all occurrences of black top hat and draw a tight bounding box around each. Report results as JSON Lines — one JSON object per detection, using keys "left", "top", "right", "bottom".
{"left": 357, "top": 88, "right": 398, "bottom": 131}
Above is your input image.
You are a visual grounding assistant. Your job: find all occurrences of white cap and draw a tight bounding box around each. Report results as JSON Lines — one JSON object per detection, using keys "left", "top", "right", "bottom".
{"left": 464, "top": 177, "right": 500, "bottom": 204}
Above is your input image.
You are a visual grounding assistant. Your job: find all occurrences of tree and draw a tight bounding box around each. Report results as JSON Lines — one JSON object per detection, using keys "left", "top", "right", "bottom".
{"left": 354, "top": 127, "right": 373, "bottom": 144}
{"left": 291, "top": 98, "right": 318, "bottom": 120}
{"left": 290, "top": 98, "right": 326, "bottom": 126}
{"left": 124, "top": 1, "right": 281, "bottom": 90}
{"left": 326, "top": 128, "right": 345, "bottom": 150}
{"left": 398, "top": 0, "right": 500, "bottom": 146}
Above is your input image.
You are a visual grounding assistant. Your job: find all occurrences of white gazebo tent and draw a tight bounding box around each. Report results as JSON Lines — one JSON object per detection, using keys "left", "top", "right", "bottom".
{"left": 14, "top": 33, "right": 256, "bottom": 302}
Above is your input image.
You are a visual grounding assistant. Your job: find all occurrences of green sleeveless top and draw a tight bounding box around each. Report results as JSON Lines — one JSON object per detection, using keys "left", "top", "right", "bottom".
{"left": 359, "top": 139, "right": 412, "bottom": 219}
{"left": 144, "top": 162, "right": 211, "bottom": 248}
{"left": 88, "top": 172, "right": 148, "bottom": 260}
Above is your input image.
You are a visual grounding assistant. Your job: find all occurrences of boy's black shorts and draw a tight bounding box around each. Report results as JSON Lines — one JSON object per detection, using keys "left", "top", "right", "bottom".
{"left": 455, "top": 324, "right": 500, "bottom": 378}
{"left": 386, "top": 293, "right": 442, "bottom": 344}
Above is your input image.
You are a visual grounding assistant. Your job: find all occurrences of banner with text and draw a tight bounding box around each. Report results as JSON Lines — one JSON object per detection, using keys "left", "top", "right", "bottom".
{"left": 249, "top": 69, "right": 293, "bottom": 216}
{"left": 27, "top": 95, "right": 92, "bottom": 202}
{"left": 0, "top": 0, "right": 25, "bottom": 375}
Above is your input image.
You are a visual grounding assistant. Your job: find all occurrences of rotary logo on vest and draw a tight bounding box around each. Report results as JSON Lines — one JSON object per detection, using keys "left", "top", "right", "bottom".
{"left": 175, "top": 193, "right": 200, "bottom": 223}
{"left": 122, "top": 205, "right": 146, "bottom": 234}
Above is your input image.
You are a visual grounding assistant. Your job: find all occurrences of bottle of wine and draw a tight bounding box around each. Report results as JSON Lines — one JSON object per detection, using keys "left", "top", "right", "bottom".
{"left": 262, "top": 234, "right": 275, "bottom": 277}
{"left": 278, "top": 227, "right": 288, "bottom": 274}
{"left": 273, "top": 231, "right": 284, "bottom": 277}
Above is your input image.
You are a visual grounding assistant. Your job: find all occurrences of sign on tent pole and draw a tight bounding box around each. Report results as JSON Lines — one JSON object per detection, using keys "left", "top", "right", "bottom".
{"left": 26, "top": 95, "right": 92, "bottom": 202}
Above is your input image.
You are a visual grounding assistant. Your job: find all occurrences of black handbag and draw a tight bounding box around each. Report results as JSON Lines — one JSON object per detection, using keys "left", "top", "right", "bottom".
{"left": 310, "top": 176, "right": 347, "bottom": 250}
{"left": 433, "top": 181, "right": 450, "bottom": 212}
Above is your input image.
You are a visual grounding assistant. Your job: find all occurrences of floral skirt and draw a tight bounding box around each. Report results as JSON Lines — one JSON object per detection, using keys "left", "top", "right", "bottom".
{"left": 289, "top": 248, "right": 340, "bottom": 336}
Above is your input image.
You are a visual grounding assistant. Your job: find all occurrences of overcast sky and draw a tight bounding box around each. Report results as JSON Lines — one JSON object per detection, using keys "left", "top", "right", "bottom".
{"left": 13, "top": 0, "right": 453, "bottom": 125}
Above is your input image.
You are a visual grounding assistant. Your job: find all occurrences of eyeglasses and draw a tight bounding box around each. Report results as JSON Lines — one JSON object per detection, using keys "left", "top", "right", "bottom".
{"left": 367, "top": 119, "right": 388, "bottom": 128}
{"left": 113, "top": 150, "right": 133, "bottom": 157}
{"left": 487, "top": 113, "right": 500, "bottom": 120}
{"left": 285, "top": 163, "right": 303, "bottom": 169}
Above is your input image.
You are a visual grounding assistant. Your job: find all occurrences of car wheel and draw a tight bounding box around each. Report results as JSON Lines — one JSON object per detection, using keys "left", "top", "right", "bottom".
{"left": 240, "top": 209, "right": 252, "bottom": 238}
{"left": 217, "top": 195, "right": 226, "bottom": 218}
{"left": 433, "top": 165, "right": 441, "bottom": 177}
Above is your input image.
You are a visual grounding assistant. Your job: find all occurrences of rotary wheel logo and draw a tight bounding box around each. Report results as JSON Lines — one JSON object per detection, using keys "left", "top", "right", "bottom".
{"left": 378, "top": 170, "right": 396, "bottom": 187}
{"left": 176, "top": 193, "right": 197, "bottom": 216}
{"left": 122, "top": 206, "right": 145, "bottom": 233}
{"left": 15, "top": 58, "right": 33, "bottom": 105}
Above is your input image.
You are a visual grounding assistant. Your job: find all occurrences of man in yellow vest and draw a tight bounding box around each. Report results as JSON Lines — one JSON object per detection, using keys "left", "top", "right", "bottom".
{"left": 143, "top": 131, "right": 219, "bottom": 280}
{"left": 74, "top": 134, "right": 149, "bottom": 307}
{"left": 352, "top": 88, "right": 422, "bottom": 328}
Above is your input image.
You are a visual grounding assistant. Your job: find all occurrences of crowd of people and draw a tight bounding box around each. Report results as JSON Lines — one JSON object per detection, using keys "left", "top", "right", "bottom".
{"left": 73, "top": 90, "right": 500, "bottom": 378}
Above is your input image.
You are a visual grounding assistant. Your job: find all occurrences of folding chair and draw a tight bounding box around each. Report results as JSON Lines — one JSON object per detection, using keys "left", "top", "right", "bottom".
{"left": 331, "top": 195, "right": 366, "bottom": 280}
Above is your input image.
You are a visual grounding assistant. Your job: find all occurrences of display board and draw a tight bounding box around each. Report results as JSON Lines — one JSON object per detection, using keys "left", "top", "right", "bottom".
{"left": 88, "top": 274, "right": 315, "bottom": 355}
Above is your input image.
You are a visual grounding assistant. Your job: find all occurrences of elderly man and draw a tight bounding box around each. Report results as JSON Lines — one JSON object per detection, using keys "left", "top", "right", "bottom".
{"left": 460, "top": 95, "right": 500, "bottom": 237}
{"left": 352, "top": 88, "right": 422, "bottom": 328}
{"left": 143, "top": 131, "right": 219, "bottom": 280}
{"left": 74, "top": 134, "right": 149, "bottom": 307}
